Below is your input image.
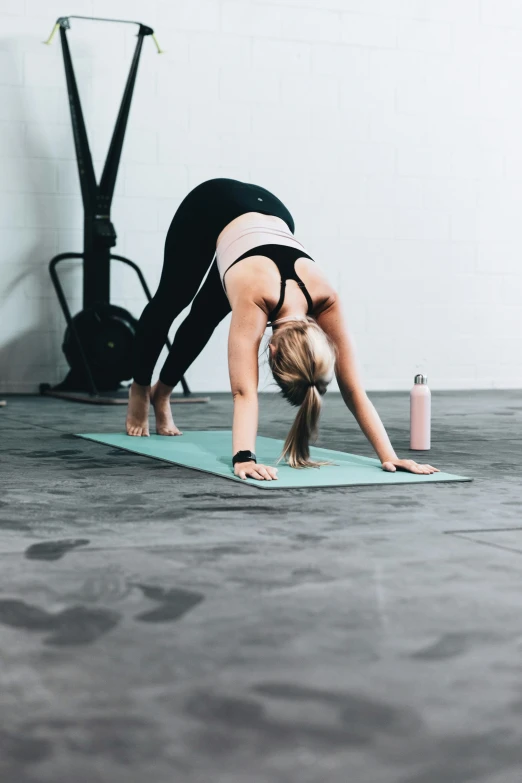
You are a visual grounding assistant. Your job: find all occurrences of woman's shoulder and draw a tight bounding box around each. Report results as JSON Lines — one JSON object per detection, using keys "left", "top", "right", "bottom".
{"left": 296, "top": 258, "right": 337, "bottom": 311}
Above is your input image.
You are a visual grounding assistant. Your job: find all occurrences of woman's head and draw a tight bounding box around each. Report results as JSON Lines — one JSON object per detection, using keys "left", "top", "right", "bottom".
{"left": 268, "top": 318, "right": 336, "bottom": 468}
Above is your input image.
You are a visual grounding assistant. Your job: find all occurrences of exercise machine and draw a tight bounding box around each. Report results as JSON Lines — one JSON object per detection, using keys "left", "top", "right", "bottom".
{"left": 40, "top": 16, "right": 208, "bottom": 405}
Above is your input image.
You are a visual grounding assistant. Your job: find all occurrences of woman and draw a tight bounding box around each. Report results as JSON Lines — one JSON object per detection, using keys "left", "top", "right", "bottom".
{"left": 126, "top": 178, "right": 439, "bottom": 481}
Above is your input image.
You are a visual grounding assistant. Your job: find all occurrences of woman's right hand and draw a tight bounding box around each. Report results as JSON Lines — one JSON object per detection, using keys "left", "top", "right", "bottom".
{"left": 234, "top": 462, "right": 279, "bottom": 481}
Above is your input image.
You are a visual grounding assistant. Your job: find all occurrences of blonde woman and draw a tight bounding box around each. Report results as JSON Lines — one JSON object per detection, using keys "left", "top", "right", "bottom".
{"left": 126, "top": 178, "right": 439, "bottom": 481}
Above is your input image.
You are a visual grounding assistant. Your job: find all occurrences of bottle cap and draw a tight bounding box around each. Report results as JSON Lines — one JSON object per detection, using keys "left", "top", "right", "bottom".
{"left": 414, "top": 373, "right": 428, "bottom": 384}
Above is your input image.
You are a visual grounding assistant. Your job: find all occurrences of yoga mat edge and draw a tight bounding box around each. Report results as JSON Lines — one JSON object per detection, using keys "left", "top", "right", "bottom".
{"left": 77, "top": 431, "right": 472, "bottom": 490}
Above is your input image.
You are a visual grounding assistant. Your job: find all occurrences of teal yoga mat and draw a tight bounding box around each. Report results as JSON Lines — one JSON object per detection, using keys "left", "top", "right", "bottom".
{"left": 77, "top": 431, "right": 472, "bottom": 489}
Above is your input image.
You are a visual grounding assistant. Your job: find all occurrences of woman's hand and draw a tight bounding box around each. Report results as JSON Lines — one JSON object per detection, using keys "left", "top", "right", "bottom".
{"left": 234, "top": 462, "right": 279, "bottom": 481}
{"left": 382, "top": 458, "right": 440, "bottom": 475}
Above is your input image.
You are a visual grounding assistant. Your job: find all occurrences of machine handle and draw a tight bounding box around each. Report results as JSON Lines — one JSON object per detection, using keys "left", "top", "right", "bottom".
{"left": 43, "top": 16, "right": 163, "bottom": 53}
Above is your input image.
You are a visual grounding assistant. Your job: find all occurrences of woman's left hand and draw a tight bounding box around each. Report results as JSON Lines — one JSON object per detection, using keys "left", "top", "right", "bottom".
{"left": 382, "top": 458, "right": 440, "bottom": 474}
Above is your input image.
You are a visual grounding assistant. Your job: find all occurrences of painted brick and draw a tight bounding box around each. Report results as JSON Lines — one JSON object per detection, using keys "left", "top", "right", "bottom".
{"left": 341, "top": 13, "right": 398, "bottom": 48}
{"left": 24, "top": 195, "right": 83, "bottom": 229}
{"left": 0, "top": 85, "right": 66, "bottom": 125}
{"left": 158, "top": 130, "right": 221, "bottom": 168}
{"left": 397, "top": 19, "right": 452, "bottom": 53}
{"left": 158, "top": 0, "right": 220, "bottom": 32}
{"left": 157, "top": 61, "right": 219, "bottom": 102}
{"left": 394, "top": 208, "right": 450, "bottom": 241}
{"left": 339, "top": 207, "right": 395, "bottom": 239}
{"left": 219, "top": 67, "right": 280, "bottom": 104}
{"left": 1, "top": 0, "right": 26, "bottom": 12}
{"left": 250, "top": 103, "right": 309, "bottom": 138}
{"left": 0, "top": 50, "right": 23, "bottom": 85}
{"left": 25, "top": 0, "right": 94, "bottom": 18}
{"left": 281, "top": 73, "right": 339, "bottom": 109}
{"left": 482, "top": 0, "right": 522, "bottom": 29}
{"left": 422, "top": 178, "right": 479, "bottom": 212}
{"left": 253, "top": 39, "right": 310, "bottom": 73}
{"left": 190, "top": 32, "right": 252, "bottom": 69}
{"left": 2, "top": 156, "right": 57, "bottom": 193}
{"left": 124, "top": 163, "right": 189, "bottom": 199}
{"left": 423, "top": 0, "right": 481, "bottom": 24}
{"left": 189, "top": 101, "right": 252, "bottom": 135}
{"left": 396, "top": 145, "right": 454, "bottom": 178}
{"left": 0, "top": 227, "right": 56, "bottom": 263}
{"left": 0, "top": 121, "right": 26, "bottom": 157}
{"left": 278, "top": 6, "right": 342, "bottom": 43}
{"left": 336, "top": 0, "right": 425, "bottom": 18}
{"left": 111, "top": 197, "right": 159, "bottom": 232}
{"left": 221, "top": 1, "right": 282, "bottom": 38}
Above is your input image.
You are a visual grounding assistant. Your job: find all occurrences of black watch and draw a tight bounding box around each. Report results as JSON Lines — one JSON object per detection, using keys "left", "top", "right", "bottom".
{"left": 232, "top": 450, "right": 257, "bottom": 466}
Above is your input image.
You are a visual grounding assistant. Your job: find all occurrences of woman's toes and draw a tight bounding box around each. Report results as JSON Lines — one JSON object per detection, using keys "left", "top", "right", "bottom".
{"left": 127, "top": 424, "right": 150, "bottom": 437}
{"left": 157, "top": 426, "right": 180, "bottom": 436}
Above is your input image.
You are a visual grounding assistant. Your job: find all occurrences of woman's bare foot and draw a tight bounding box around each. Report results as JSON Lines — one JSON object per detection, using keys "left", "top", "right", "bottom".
{"left": 126, "top": 382, "right": 151, "bottom": 436}
{"left": 151, "top": 381, "right": 182, "bottom": 436}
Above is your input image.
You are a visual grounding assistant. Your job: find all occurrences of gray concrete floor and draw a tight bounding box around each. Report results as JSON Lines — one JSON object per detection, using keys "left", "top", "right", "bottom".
{"left": 1, "top": 389, "right": 522, "bottom": 783}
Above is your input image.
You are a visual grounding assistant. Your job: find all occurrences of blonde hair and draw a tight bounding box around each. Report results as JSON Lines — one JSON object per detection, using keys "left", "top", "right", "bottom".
{"left": 268, "top": 319, "right": 336, "bottom": 468}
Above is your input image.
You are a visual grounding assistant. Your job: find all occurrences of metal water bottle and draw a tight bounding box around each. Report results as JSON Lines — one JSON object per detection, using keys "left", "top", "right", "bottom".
{"left": 410, "top": 373, "right": 431, "bottom": 450}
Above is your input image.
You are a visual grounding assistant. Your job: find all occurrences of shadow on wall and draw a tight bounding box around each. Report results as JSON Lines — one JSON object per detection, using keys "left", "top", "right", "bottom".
{"left": 0, "top": 36, "right": 84, "bottom": 392}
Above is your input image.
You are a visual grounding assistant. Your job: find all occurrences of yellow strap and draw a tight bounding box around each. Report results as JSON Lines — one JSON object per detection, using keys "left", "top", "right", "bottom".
{"left": 151, "top": 33, "right": 164, "bottom": 54}
{"left": 42, "top": 21, "right": 60, "bottom": 46}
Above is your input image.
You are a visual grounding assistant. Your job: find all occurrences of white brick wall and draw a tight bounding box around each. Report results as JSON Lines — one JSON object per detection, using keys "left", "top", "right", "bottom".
{"left": 1, "top": 0, "right": 521, "bottom": 393}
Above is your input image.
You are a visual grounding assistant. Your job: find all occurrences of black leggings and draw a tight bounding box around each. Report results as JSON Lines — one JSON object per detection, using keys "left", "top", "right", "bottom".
{"left": 132, "top": 178, "right": 294, "bottom": 388}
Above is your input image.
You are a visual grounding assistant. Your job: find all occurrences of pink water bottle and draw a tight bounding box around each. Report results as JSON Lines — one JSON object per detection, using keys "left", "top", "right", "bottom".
{"left": 410, "top": 373, "right": 431, "bottom": 450}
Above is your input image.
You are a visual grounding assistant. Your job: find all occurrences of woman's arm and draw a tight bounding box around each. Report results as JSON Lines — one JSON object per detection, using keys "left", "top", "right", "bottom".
{"left": 228, "top": 299, "right": 278, "bottom": 480}
{"left": 316, "top": 297, "right": 439, "bottom": 474}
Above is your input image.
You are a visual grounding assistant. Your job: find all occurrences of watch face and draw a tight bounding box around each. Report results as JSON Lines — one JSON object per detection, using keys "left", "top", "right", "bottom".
{"left": 233, "top": 450, "right": 256, "bottom": 465}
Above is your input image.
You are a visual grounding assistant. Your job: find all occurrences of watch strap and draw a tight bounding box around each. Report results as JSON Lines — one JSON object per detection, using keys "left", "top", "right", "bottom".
{"left": 232, "top": 450, "right": 257, "bottom": 466}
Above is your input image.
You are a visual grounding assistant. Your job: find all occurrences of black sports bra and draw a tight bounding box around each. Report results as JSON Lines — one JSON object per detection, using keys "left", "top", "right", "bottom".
{"left": 222, "top": 243, "right": 315, "bottom": 323}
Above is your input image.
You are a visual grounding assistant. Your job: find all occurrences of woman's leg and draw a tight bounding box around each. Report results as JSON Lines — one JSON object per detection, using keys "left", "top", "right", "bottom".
{"left": 132, "top": 228, "right": 218, "bottom": 385}
{"left": 126, "top": 186, "right": 219, "bottom": 436}
{"left": 160, "top": 260, "right": 231, "bottom": 387}
{"left": 151, "top": 260, "right": 231, "bottom": 434}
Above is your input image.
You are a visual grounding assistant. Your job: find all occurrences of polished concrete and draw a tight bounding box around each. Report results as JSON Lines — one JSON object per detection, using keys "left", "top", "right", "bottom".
{"left": 1, "top": 390, "right": 521, "bottom": 783}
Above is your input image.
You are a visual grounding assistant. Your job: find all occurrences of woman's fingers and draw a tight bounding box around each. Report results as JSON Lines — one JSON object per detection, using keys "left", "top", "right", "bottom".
{"left": 235, "top": 462, "right": 279, "bottom": 481}
{"left": 254, "top": 464, "right": 279, "bottom": 481}
{"left": 416, "top": 464, "right": 439, "bottom": 474}
{"left": 384, "top": 459, "right": 440, "bottom": 474}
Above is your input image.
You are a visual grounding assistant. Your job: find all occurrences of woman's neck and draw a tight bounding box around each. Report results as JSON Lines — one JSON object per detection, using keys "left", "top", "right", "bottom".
{"left": 271, "top": 314, "right": 309, "bottom": 328}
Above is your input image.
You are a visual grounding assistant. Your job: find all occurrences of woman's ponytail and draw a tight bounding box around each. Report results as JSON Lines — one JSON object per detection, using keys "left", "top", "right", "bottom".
{"left": 269, "top": 320, "right": 336, "bottom": 469}
{"left": 281, "top": 385, "right": 325, "bottom": 468}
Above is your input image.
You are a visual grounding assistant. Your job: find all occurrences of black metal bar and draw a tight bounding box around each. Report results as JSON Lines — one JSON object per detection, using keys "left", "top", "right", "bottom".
{"left": 110, "top": 253, "right": 152, "bottom": 299}
{"left": 59, "top": 15, "right": 152, "bottom": 28}
{"left": 49, "top": 254, "right": 99, "bottom": 396}
{"left": 59, "top": 26, "right": 97, "bottom": 214}
{"left": 60, "top": 24, "right": 111, "bottom": 309}
{"left": 99, "top": 31, "right": 145, "bottom": 205}
{"left": 110, "top": 253, "right": 192, "bottom": 396}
